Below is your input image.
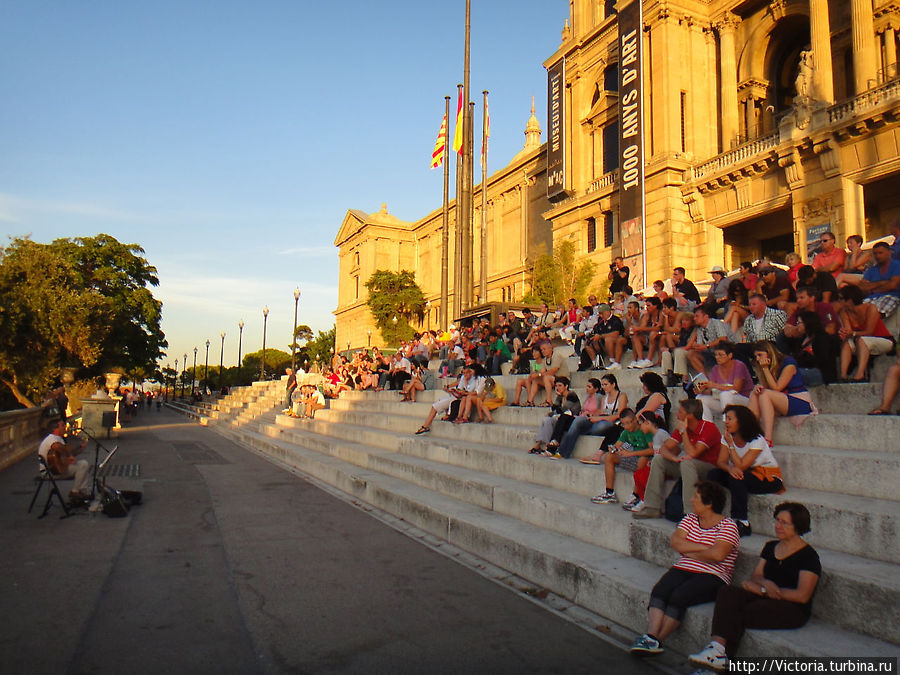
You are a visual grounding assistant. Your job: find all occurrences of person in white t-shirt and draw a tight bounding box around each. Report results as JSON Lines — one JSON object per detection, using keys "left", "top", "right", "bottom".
{"left": 707, "top": 404, "right": 784, "bottom": 538}
{"left": 37, "top": 419, "right": 90, "bottom": 501}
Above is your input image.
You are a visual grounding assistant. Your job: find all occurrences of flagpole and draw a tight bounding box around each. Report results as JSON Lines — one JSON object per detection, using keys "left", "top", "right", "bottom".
{"left": 480, "top": 90, "right": 488, "bottom": 303}
{"left": 467, "top": 99, "right": 475, "bottom": 308}
{"left": 440, "top": 95, "right": 451, "bottom": 331}
{"left": 460, "top": 0, "right": 472, "bottom": 311}
{"left": 454, "top": 83, "right": 463, "bottom": 321}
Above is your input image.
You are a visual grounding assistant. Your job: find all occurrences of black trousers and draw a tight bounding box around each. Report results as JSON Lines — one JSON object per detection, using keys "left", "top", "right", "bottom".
{"left": 710, "top": 585, "right": 810, "bottom": 658}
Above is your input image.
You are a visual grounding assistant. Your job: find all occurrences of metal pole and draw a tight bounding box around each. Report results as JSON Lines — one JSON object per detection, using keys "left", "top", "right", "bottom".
{"left": 219, "top": 332, "right": 225, "bottom": 390}
{"left": 440, "top": 94, "right": 451, "bottom": 331}
{"left": 182, "top": 353, "right": 187, "bottom": 397}
{"left": 192, "top": 347, "right": 197, "bottom": 395}
{"left": 204, "top": 339, "right": 210, "bottom": 392}
{"left": 237, "top": 320, "right": 244, "bottom": 367}
{"left": 166, "top": 363, "right": 171, "bottom": 402}
{"left": 261, "top": 306, "right": 269, "bottom": 382}
{"left": 481, "top": 90, "right": 489, "bottom": 303}
{"left": 291, "top": 287, "right": 300, "bottom": 372}
{"left": 461, "top": 0, "right": 472, "bottom": 309}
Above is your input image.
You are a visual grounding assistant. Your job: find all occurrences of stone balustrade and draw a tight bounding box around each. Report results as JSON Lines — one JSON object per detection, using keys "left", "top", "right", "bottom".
{"left": 691, "top": 132, "right": 779, "bottom": 180}
{"left": 827, "top": 75, "right": 900, "bottom": 125}
{"left": 0, "top": 407, "right": 45, "bottom": 472}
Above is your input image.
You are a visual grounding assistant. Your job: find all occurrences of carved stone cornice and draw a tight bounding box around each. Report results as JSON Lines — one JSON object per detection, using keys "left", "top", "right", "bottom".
{"left": 738, "top": 78, "right": 770, "bottom": 102}
{"left": 713, "top": 11, "right": 740, "bottom": 33}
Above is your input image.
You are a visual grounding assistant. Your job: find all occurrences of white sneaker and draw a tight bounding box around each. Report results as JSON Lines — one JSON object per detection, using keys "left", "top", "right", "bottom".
{"left": 607, "top": 361, "right": 622, "bottom": 371}
{"left": 627, "top": 360, "right": 640, "bottom": 369}
{"left": 623, "top": 496, "right": 644, "bottom": 512}
{"left": 639, "top": 359, "right": 654, "bottom": 368}
{"left": 689, "top": 641, "right": 729, "bottom": 672}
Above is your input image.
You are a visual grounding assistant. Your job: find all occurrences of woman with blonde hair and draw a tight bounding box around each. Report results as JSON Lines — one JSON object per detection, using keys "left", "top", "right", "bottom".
{"left": 784, "top": 252, "right": 803, "bottom": 287}
{"left": 748, "top": 341, "right": 814, "bottom": 447}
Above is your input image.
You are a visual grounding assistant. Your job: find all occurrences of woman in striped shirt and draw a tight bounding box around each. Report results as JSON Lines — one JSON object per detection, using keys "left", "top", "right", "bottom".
{"left": 630, "top": 480, "right": 741, "bottom": 656}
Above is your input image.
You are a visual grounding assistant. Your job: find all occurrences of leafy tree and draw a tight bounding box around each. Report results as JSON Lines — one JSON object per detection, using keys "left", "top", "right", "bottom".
{"left": 305, "top": 326, "right": 335, "bottom": 367}
{"left": 242, "top": 348, "right": 292, "bottom": 378}
{"left": 522, "top": 240, "right": 596, "bottom": 307}
{"left": 0, "top": 234, "right": 167, "bottom": 408}
{"left": 365, "top": 270, "right": 425, "bottom": 345}
{"left": 289, "top": 324, "right": 314, "bottom": 351}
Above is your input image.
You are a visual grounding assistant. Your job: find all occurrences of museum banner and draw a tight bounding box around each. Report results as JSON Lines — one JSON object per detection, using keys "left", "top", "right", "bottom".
{"left": 547, "top": 58, "right": 566, "bottom": 201}
{"left": 617, "top": 0, "right": 646, "bottom": 291}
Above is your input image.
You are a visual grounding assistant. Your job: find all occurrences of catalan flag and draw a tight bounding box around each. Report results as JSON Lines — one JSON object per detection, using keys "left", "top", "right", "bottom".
{"left": 430, "top": 113, "right": 448, "bottom": 169}
{"left": 453, "top": 87, "right": 464, "bottom": 154}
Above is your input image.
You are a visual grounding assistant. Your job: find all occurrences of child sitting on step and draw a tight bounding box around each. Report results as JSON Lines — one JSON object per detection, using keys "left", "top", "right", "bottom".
{"left": 591, "top": 408, "right": 653, "bottom": 506}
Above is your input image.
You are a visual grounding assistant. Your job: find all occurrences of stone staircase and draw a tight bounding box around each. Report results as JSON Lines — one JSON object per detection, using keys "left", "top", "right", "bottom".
{"left": 173, "top": 350, "right": 900, "bottom": 663}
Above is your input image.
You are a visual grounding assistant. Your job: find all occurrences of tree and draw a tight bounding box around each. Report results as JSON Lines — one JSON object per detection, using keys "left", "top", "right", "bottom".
{"left": 522, "top": 240, "right": 597, "bottom": 307}
{"left": 288, "top": 324, "right": 314, "bottom": 354}
{"left": 306, "top": 326, "right": 336, "bottom": 367}
{"left": 242, "top": 348, "right": 292, "bottom": 378}
{"left": 0, "top": 234, "right": 167, "bottom": 408}
{"left": 365, "top": 270, "right": 425, "bottom": 345}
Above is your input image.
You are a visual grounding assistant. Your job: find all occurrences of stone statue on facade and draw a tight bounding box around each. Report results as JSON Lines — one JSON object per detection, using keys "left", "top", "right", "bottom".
{"left": 792, "top": 49, "right": 814, "bottom": 129}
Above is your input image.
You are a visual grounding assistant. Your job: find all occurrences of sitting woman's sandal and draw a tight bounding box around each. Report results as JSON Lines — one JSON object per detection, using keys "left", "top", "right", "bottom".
{"left": 415, "top": 425, "right": 430, "bottom": 435}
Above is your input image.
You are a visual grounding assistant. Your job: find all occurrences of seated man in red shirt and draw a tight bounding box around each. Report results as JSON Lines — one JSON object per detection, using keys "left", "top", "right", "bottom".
{"left": 634, "top": 399, "right": 721, "bottom": 520}
{"left": 812, "top": 231, "right": 846, "bottom": 278}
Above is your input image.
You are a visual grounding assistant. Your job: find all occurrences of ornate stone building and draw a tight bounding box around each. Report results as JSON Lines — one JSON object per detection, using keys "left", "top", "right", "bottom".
{"left": 334, "top": 107, "right": 549, "bottom": 349}
{"left": 335, "top": 0, "right": 900, "bottom": 348}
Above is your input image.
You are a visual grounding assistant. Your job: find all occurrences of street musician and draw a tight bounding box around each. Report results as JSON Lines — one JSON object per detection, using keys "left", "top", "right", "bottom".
{"left": 37, "top": 419, "right": 91, "bottom": 504}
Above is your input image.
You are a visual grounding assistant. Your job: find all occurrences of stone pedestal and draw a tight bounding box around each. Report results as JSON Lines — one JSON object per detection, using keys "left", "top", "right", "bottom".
{"left": 81, "top": 399, "right": 118, "bottom": 438}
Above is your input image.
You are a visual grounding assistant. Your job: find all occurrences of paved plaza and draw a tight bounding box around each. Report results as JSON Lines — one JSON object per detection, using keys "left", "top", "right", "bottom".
{"left": 1, "top": 408, "right": 661, "bottom": 675}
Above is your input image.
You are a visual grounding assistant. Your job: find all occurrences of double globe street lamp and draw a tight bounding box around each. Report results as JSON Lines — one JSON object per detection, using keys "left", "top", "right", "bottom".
{"left": 261, "top": 306, "right": 269, "bottom": 382}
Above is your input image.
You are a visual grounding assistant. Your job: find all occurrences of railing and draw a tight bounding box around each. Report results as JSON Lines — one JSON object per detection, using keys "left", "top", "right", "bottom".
{"left": 0, "top": 407, "right": 45, "bottom": 472}
{"left": 828, "top": 75, "right": 900, "bottom": 125}
{"left": 587, "top": 170, "right": 619, "bottom": 194}
{"left": 691, "top": 132, "right": 779, "bottom": 180}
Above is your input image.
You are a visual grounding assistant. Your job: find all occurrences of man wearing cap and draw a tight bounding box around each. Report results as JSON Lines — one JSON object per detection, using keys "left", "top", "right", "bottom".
{"left": 758, "top": 265, "right": 795, "bottom": 308}
{"left": 704, "top": 265, "right": 730, "bottom": 316}
{"left": 579, "top": 304, "right": 625, "bottom": 371}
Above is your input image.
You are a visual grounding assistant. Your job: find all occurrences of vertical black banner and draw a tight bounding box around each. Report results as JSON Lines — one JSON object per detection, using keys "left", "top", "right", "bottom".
{"left": 547, "top": 59, "right": 566, "bottom": 201}
{"left": 618, "top": 0, "right": 645, "bottom": 290}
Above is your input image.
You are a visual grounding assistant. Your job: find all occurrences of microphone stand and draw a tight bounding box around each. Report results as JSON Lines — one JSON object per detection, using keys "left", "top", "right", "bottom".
{"left": 79, "top": 429, "right": 116, "bottom": 501}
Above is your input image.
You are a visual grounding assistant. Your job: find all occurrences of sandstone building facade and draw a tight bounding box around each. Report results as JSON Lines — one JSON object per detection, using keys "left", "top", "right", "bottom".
{"left": 336, "top": 0, "right": 900, "bottom": 349}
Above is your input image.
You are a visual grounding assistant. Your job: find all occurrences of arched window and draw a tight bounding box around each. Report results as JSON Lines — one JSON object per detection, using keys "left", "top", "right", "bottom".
{"left": 765, "top": 16, "right": 810, "bottom": 114}
{"left": 603, "top": 63, "right": 619, "bottom": 92}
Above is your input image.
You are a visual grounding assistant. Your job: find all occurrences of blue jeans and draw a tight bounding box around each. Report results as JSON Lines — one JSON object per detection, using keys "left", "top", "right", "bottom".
{"left": 558, "top": 416, "right": 615, "bottom": 458}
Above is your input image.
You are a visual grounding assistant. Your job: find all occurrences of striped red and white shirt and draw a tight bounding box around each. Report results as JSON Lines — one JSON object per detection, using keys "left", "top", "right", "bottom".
{"left": 672, "top": 514, "right": 741, "bottom": 583}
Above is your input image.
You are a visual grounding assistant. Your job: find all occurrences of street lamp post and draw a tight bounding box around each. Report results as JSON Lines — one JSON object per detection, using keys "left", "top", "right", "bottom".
{"left": 204, "top": 340, "right": 210, "bottom": 394}
{"left": 166, "top": 363, "right": 171, "bottom": 402}
{"left": 192, "top": 347, "right": 198, "bottom": 395}
{"left": 291, "top": 286, "right": 300, "bottom": 373}
{"left": 425, "top": 300, "right": 431, "bottom": 331}
{"left": 219, "top": 332, "right": 226, "bottom": 390}
{"left": 367, "top": 329, "right": 372, "bottom": 347}
{"left": 261, "top": 306, "right": 269, "bottom": 382}
{"left": 392, "top": 315, "right": 398, "bottom": 344}
{"left": 183, "top": 353, "right": 188, "bottom": 398}
{"left": 237, "top": 320, "right": 244, "bottom": 367}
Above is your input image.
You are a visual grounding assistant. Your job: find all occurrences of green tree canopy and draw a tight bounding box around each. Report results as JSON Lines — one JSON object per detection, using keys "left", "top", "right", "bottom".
{"left": 242, "top": 348, "right": 292, "bottom": 377}
{"left": 365, "top": 270, "right": 425, "bottom": 345}
{"left": 305, "top": 326, "right": 335, "bottom": 367}
{"left": 523, "top": 240, "right": 597, "bottom": 307}
{"left": 0, "top": 234, "right": 167, "bottom": 408}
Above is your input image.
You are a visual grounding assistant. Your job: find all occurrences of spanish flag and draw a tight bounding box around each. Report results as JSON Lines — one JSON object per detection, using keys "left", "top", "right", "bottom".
{"left": 453, "top": 87, "right": 464, "bottom": 154}
{"left": 430, "top": 113, "right": 448, "bottom": 169}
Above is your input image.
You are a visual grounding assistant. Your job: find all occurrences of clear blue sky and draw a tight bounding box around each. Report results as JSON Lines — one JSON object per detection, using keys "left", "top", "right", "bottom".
{"left": 0, "top": 0, "right": 567, "bottom": 368}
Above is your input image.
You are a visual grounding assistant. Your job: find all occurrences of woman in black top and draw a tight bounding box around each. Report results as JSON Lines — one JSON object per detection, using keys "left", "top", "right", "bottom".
{"left": 688, "top": 502, "right": 821, "bottom": 671}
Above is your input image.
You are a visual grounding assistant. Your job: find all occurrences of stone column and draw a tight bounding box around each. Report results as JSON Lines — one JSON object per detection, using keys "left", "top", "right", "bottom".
{"left": 851, "top": 0, "right": 877, "bottom": 93}
{"left": 717, "top": 14, "right": 740, "bottom": 148}
{"left": 885, "top": 27, "right": 898, "bottom": 80}
{"left": 809, "top": 0, "right": 835, "bottom": 102}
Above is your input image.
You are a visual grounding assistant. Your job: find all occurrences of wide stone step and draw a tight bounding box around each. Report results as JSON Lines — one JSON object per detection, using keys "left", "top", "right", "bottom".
{"left": 273, "top": 413, "right": 899, "bottom": 563}
{"left": 314, "top": 404, "right": 900, "bottom": 493}
{"left": 209, "top": 421, "right": 897, "bottom": 656}
{"left": 259, "top": 417, "right": 899, "bottom": 644}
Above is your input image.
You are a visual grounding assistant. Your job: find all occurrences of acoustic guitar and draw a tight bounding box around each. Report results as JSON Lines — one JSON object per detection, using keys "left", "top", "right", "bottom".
{"left": 45, "top": 440, "right": 74, "bottom": 476}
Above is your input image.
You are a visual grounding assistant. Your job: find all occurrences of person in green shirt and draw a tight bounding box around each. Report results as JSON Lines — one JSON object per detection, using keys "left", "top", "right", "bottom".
{"left": 591, "top": 408, "right": 654, "bottom": 504}
{"left": 487, "top": 328, "right": 512, "bottom": 375}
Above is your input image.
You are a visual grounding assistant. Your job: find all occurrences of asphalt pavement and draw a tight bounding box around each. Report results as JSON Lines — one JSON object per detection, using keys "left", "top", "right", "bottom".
{"left": 1, "top": 406, "right": 664, "bottom": 675}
